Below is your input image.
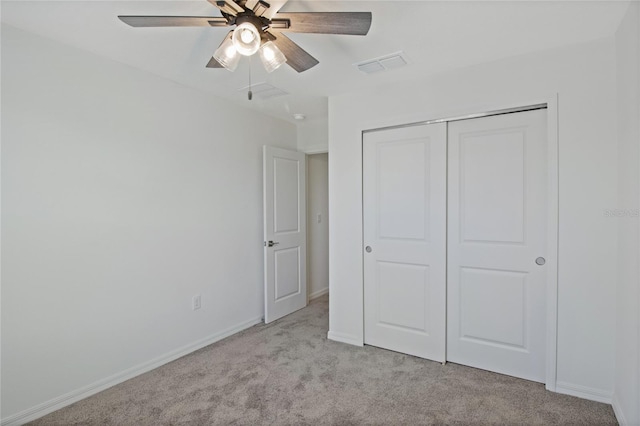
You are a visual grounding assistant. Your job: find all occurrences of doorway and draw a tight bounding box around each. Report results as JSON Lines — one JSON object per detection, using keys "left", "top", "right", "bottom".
{"left": 362, "top": 107, "right": 554, "bottom": 383}
{"left": 262, "top": 149, "right": 330, "bottom": 323}
{"left": 307, "top": 153, "right": 329, "bottom": 302}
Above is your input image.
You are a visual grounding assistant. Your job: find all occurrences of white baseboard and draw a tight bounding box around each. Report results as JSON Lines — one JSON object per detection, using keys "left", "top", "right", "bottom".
{"left": 309, "top": 287, "right": 329, "bottom": 300}
{"left": 1, "top": 316, "right": 263, "bottom": 426}
{"left": 612, "top": 394, "right": 628, "bottom": 425}
{"left": 327, "top": 330, "right": 363, "bottom": 347}
{"left": 555, "top": 381, "right": 613, "bottom": 404}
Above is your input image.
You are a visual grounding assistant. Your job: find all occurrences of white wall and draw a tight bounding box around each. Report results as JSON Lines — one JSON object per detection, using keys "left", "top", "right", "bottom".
{"left": 306, "top": 153, "right": 329, "bottom": 300}
{"left": 297, "top": 117, "right": 329, "bottom": 154}
{"left": 1, "top": 25, "right": 297, "bottom": 422}
{"left": 613, "top": 2, "right": 640, "bottom": 424}
{"left": 328, "top": 37, "right": 618, "bottom": 401}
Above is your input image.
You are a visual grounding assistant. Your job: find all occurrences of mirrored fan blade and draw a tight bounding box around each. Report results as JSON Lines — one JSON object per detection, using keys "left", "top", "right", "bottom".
{"left": 118, "top": 16, "right": 229, "bottom": 27}
{"left": 268, "top": 31, "right": 319, "bottom": 73}
{"left": 207, "top": 0, "right": 244, "bottom": 16}
{"left": 272, "top": 12, "right": 372, "bottom": 35}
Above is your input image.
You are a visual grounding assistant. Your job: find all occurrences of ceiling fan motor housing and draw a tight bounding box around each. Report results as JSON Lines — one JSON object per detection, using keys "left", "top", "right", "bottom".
{"left": 234, "top": 13, "right": 269, "bottom": 32}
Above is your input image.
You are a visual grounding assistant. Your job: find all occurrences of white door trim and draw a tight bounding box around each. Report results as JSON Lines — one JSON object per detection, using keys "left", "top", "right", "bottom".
{"left": 359, "top": 96, "right": 559, "bottom": 391}
{"left": 362, "top": 103, "right": 548, "bottom": 134}
{"left": 544, "top": 96, "right": 559, "bottom": 392}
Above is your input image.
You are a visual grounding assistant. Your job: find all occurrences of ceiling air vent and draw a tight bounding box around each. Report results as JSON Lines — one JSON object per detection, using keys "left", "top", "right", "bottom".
{"left": 237, "top": 82, "right": 288, "bottom": 100}
{"left": 355, "top": 51, "right": 409, "bottom": 75}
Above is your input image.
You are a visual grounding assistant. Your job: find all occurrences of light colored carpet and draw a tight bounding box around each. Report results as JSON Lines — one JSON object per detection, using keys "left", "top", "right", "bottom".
{"left": 30, "top": 295, "right": 617, "bottom": 425}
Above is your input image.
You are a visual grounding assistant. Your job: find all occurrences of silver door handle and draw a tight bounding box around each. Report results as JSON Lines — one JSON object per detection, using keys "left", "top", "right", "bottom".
{"left": 266, "top": 240, "right": 279, "bottom": 247}
{"left": 365, "top": 246, "right": 372, "bottom": 253}
{"left": 535, "top": 257, "right": 546, "bottom": 266}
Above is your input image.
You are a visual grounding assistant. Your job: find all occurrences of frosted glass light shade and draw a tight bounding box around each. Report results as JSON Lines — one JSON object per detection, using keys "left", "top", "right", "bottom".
{"left": 213, "top": 36, "right": 241, "bottom": 71}
{"left": 232, "top": 22, "right": 261, "bottom": 56}
{"left": 259, "top": 41, "right": 286, "bottom": 73}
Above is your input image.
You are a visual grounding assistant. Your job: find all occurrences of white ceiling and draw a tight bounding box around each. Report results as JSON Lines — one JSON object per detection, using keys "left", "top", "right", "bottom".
{"left": 1, "top": 0, "right": 630, "bottom": 123}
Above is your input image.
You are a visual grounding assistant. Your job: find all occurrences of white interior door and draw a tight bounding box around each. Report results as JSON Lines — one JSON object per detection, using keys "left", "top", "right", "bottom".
{"left": 263, "top": 146, "right": 306, "bottom": 323}
{"left": 447, "top": 109, "right": 548, "bottom": 382}
{"left": 363, "top": 123, "right": 447, "bottom": 361}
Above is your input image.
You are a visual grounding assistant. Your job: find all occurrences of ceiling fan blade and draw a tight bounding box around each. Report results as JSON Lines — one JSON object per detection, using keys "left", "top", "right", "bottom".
{"left": 268, "top": 31, "right": 319, "bottom": 73}
{"left": 206, "top": 57, "right": 225, "bottom": 68}
{"left": 207, "top": 0, "right": 244, "bottom": 16}
{"left": 272, "top": 12, "right": 372, "bottom": 35}
{"left": 118, "top": 16, "right": 229, "bottom": 27}
{"left": 259, "top": 0, "right": 289, "bottom": 19}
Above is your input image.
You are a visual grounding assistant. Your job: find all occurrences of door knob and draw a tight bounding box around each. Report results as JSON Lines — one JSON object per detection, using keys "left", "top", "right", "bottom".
{"left": 365, "top": 246, "right": 372, "bottom": 253}
{"left": 266, "top": 241, "right": 279, "bottom": 247}
{"left": 535, "top": 257, "right": 546, "bottom": 266}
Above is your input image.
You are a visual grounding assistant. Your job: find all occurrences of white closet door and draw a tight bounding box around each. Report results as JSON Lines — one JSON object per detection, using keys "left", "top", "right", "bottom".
{"left": 363, "top": 123, "right": 447, "bottom": 361}
{"left": 447, "top": 110, "right": 548, "bottom": 382}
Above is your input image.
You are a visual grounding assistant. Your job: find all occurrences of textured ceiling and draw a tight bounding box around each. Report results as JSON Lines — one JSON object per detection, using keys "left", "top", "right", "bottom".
{"left": 1, "top": 0, "right": 630, "bottom": 123}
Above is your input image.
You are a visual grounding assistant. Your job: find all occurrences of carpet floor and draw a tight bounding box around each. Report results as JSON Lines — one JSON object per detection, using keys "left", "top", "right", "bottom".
{"left": 30, "top": 295, "right": 617, "bottom": 425}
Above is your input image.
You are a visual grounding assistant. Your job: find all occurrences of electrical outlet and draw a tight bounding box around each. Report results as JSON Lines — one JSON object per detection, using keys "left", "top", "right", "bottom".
{"left": 192, "top": 295, "right": 201, "bottom": 310}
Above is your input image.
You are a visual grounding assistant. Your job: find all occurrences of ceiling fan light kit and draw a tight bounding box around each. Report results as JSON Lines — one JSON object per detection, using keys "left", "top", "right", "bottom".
{"left": 213, "top": 33, "right": 241, "bottom": 71}
{"left": 259, "top": 41, "right": 287, "bottom": 73}
{"left": 232, "top": 19, "right": 262, "bottom": 56}
{"left": 118, "top": 0, "right": 372, "bottom": 74}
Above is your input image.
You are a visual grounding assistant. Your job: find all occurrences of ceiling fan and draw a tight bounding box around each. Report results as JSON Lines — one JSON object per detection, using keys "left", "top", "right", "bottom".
{"left": 118, "top": 0, "right": 372, "bottom": 74}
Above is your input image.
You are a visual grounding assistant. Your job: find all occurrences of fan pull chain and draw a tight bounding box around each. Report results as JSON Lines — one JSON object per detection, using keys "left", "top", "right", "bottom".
{"left": 248, "top": 56, "right": 253, "bottom": 101}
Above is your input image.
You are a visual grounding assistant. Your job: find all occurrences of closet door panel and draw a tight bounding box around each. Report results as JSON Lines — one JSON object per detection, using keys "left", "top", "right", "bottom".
{"left": 363, "top": 123, "right": 447, "bottom": 361}
{"left": 447, "top": 109, "right": 548, "bottom": 383}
